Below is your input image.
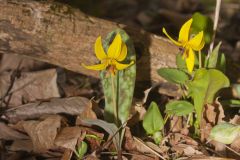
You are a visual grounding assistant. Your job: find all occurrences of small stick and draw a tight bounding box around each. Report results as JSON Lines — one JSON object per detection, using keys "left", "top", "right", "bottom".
{"left": 133, "top": 137, "right": 166, "bottom": 160}
{"left": 225, "top": 144, "right": 240, "bottom": 157}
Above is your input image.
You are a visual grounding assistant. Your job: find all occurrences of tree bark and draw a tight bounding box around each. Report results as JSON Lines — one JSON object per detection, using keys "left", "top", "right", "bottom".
{"left": 0, "top": 0, "right": 179, "bottom": 83}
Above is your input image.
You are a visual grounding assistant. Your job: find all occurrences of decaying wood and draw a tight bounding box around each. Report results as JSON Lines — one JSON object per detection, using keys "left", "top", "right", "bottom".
{"left": 0, "top": 0, "right": 179, "bottom": 82}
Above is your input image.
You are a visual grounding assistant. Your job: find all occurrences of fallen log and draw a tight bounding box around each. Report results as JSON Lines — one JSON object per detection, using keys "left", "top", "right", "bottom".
{"left": 0, "top": 0, "right": 178, "bottom": 83}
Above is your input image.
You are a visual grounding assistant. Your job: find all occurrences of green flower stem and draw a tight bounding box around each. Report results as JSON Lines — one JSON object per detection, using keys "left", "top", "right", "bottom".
{"left": 111, "top": 73, "right": 119, "bottom": 126}
{"left": 198, "top": 50, "right": 202, "bottom": 68}
{"left": 180, "top": 84, "right": 187, "bottom": 99}
{"left": 187, "top": 113, "right": 192, "bottom": 126}
{"left": 163, "top": 114, "right": 170, "bottom": 125}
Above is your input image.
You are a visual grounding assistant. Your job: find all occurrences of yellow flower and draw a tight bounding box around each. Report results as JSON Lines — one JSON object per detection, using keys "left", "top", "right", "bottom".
{"left": 82, "top": 33, "right": 134, "bottom": 75}
{"left": 162, "top": 18, "right": 205, "bottom": 73}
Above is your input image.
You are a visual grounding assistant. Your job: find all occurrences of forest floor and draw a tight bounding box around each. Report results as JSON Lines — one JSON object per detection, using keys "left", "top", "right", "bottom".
{"left": 0, "top": 0, "right": 240, "bottom": 159}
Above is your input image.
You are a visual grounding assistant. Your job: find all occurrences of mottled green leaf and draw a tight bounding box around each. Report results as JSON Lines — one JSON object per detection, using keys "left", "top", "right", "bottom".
{"left": 187, "top": 69, "right": 230, "bottom": 125}
{"left": 143, "top": 102, "right": 164, "bottom": 135}
{"left": 158, "top": 68, "right": 189, "bottom": 84}
{"left": 192, "top": 12, "right": 213, "bottom": 44}
{"left": 100, "top": 29, "right": 136, "bottom": 126}
{"left": 165, "top": 100, "right": 194, "bottom": 116}
{"left": 210, "top": 123, "right": 240, "bottom": 144}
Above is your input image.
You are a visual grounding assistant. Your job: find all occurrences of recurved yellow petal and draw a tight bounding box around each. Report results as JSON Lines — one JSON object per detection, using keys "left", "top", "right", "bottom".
{"left": 162, "top": 28, "right": 182, "bottom": 46}
{"left": 95, "top": 36, "right": 107, "bottom": 60}
{"left": 178, "top": 18, "right": 193, "bottom": 43}
{"left": 116, "top": 42, "right": 127, "bottom": 62}
{"left": 198, "top": 40, "right": 205, "bottom": 51}
{"left": 107, "top": 34, "right": 122, "bottom": 59}
{"left": 82, "top": 62, "right": 107, "bottom": 71}
{"left": 113, "top": 60, "right": 134, "bottom": 70}
{"left": 188, "top": 31, "right": 204, "bottom": 51}
{"left": 182, "top": 49, "right": 187, "bottom": 59}
{"left": 185, "top": 48, "right": 195, "bottom": 73}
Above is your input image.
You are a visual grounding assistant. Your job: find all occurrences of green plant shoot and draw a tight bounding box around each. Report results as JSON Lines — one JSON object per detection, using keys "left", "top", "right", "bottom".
{"left": 143, "top": 102, "right": 164, "bottom": 144}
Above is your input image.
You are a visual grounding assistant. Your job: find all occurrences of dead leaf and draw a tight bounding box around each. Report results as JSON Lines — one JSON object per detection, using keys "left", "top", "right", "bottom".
{"left": 202, "top": 100, "right": 225, "bottom": 142}
{"left": 231, "top": 137, "right": 240, "bottom": 153}
{"left": 205, "top": 104, "right": 217, "bottom": 124}
{"left": 85, "top": 154, "right": 99, "bottom": 160}
{"left": 0, "top": 69, "right": 60, "bottom": 107}
{"left": 188, "top": 155, "right": 235, "bottom": 160}
{"left": 170, "top": 116, "right": 183, "bottom": 133}
{"left": 3, "top": 97, "right": 90, "bottom": 123}
{"left": 211, "top": 140, "right": 227, "bottom": 156}
{"left": 128, "top": 104, "right": 146, "bottom": 126}
{"left": 78, "top": 100, "right": 97, "bottom": 119}
{"left": 0, "top": 122, "right": 28, "bottom": 140}
{"left": 230, "top": 115, "right": 240, "bottom": 125}
{"left": 10, "top": 139, "right": 33, "bottom": 152}
{"left": 204, "top": 100, "right": 225, "bottom": 125}
{"left": 61, "top": 149, "right": 73, "bottom": 160}
{"left": 130, "top": 154, "right": 157, "bottom": 160}
{"left": 201, "top": 119, "right": 213, "bottom": 142}
{"left": 133, "top": 137, "right": 165, "bottom": 159}
{"left": 182, "top": 145, "right": 203, "bottom": 156}
{"left": 0, "top": 54, "right": 49, "bottom": 73}
{"left": 55, "top": 127, "right": 82, "bottom": 151}
{"left": 124, "top": 128, "right": 167, "bottom": 159}
{"left": 143, "top": 87, "right": 153, "bottom": 104}
{"left": 145, "top": 141, "right": 169, "bottom": 156}
{"left": 215, "top": 100, "right": 225, "bottom": 123}
{"left": 124, "top": 127, "right": 137, "bottom": 151}
{"left": 22, "top": 115, "right": 62, "bottom": 153}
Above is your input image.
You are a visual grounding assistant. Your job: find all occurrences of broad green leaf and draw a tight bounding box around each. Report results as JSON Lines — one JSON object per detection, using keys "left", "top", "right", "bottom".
{"left": 206, "top": 42, "right": 221, "bottom": 68}
{"left": 76, "top": 141, "right": 88, "bottom": 159}
{"left": 217, "top": 53, "right": 226, "bottom": 73}
{"left": 205, "top": 41, "right": 226, "bottom": 71}
{"left": 221, "top": 99, "right": 240, "bottom": 108}
{"left": 165, "top": 100, "right": 194, "bottom": 116}
{"left": 143, "top": 102, "right": 164, "bottom": 135}
{"left": 158, "top": 68, "right": 189, "bottom": 84}
{"left": 81, "top": 119, "right": 120, "bottom": 150}
{"left": 153, "top": 131, "right": 163, "bottom": 145}
{"left": 210, "top": 123, "right": 240, "bottom": 144}
{"left": 176, "top": 53, "right": 187, "bottom": 70}
{"left": 205, "top": 69, "right": 230, "bottom": 103}
{"left": 192, "top": 12, "right": 213, "bottom": 44}
{"left": 187, "top": 69, "right": 230, "bottom": 125}
{"left": 101, "top": 29, "right": 136, "bottom": 125}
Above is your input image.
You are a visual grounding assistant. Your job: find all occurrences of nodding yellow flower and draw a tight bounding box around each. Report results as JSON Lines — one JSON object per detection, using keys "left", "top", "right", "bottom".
{"left": 82, "top": 33, "right": 134, "bottom": 75}
{"left": 162, "top": 18, "right": 205, "bottom": 73}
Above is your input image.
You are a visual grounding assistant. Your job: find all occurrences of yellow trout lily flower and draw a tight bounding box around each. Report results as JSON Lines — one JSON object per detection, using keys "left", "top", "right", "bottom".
{"left": 162, "top": 18, "right": 205, "bottom": 73}
{"left": 82, "top": 33, "right": 134, "bottom": 75}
